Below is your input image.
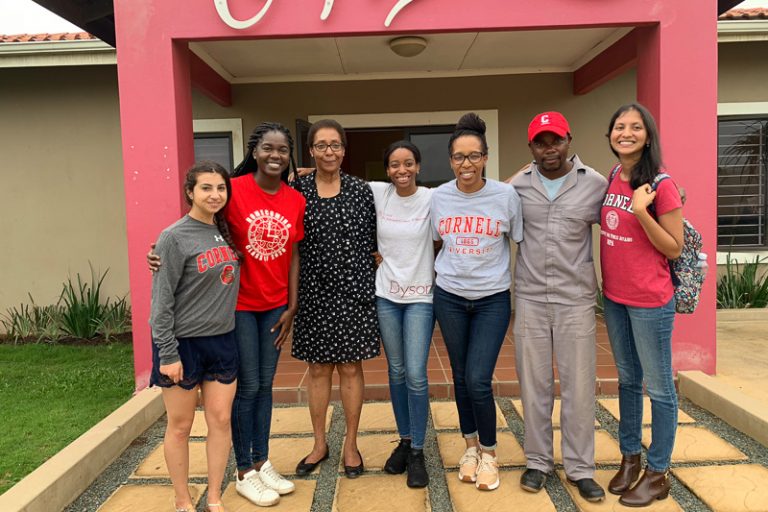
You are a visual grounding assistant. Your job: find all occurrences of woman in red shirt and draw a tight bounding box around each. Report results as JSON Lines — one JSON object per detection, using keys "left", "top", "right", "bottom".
{"left": 599, "top": 104, "right": 683, "bottom": 507}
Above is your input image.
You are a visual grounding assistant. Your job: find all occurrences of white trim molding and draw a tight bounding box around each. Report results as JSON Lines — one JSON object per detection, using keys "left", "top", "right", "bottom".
{"left": 193, "top": 118, "right": 244, "bottom": 164}
{"left": 718, "top": 20, "right": 768, "bottom": 43}
{"left": 718, "top": 102, "right": 768, "bottom": 116}
{"left": 717, "top": 251, "right": 768, "bottom": 265}
{"left": 308, "top": 110, "right": 500, "bottom": 180}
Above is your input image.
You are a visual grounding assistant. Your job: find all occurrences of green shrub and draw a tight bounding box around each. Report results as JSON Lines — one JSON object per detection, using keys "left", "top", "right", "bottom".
{"left": 717, "top": 254, "right": 768, "bottom": 309}
{"left": 1, "top": 266, "right": 132, "bottom": 342}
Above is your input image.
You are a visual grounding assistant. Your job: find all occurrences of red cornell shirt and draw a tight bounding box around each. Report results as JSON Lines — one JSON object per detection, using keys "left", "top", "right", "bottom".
{"left": 600, "top": 172, "right": 682, "bottom": 308}
{"left": 225, "top": 176, "right": 306, "bottom": 311}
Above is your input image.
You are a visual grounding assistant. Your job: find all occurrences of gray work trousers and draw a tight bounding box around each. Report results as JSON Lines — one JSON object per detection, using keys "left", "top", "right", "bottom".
{"left": 513, "top": 297, "right": 597, "bottom": 479}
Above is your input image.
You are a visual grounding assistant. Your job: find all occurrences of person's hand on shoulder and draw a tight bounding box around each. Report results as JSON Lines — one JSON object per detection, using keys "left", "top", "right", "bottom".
{"left": 147, "top": 243, "right": 161, "bottom": 272}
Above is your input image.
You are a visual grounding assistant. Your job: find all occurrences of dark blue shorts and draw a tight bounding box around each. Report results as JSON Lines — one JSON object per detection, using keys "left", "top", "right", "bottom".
{"left": 150, "top": 330, "right": 238, "bottom": 390}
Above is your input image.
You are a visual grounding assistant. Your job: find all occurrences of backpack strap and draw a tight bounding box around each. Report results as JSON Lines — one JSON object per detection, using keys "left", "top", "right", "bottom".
{"left": 648, "top": 173, "right": 672, "bottom": 216}
{"left": 608, "top": 164, "right": 621, "bottom": 184}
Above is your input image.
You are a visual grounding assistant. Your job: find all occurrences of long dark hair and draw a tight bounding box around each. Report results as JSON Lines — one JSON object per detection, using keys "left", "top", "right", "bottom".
{"left": 383, "top": 139, "right": 421, "bottom": 168}
{"left": 607, "top": 103, "right": 663, "bottom": 189}
{"left": 184, "top": 160, "right": 240, "bottom": 259}
{"left": 232, "top": 122, "right": 296, "bottom": 183}
{"left": 448, "top": 112, "right": 488, "bottom": 155}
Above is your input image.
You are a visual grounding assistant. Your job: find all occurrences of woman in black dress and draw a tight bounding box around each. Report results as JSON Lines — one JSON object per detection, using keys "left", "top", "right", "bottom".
{"left": 292, "top": 119, "right": 380, "bottom": 478}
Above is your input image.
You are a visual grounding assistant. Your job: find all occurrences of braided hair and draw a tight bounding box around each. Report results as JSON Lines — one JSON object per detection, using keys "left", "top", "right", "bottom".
{"left": 232, "top": 122, "right": 296, "bottom": 182}
{"left": 183, "top": 161, "right": 241, "bottom": 259}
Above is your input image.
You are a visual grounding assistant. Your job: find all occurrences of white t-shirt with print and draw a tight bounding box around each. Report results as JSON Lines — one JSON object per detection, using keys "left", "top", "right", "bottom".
{"left": 369, "top": 181, "right": 434, "bottom": 304}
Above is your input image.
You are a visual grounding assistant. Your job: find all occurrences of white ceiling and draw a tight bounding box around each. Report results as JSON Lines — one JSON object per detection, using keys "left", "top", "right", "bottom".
{"left": 190, "top": 27, "right": 633, "bottom": 84}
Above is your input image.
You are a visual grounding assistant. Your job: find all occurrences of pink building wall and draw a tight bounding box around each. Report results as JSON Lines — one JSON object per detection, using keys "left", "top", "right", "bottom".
{"left": 113, "top": 0, "right": 718, "bottom": 390}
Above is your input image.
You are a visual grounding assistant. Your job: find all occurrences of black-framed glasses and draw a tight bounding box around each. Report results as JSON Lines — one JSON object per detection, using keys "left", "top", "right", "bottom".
{"left": 450, "top": 151, "right": 485, "bottom": 165}
{"left": 313, "top": 143, "right": 344, "bottom": 152}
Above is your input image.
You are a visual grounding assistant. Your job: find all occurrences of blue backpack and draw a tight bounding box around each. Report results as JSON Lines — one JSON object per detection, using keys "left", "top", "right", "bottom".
{"left": 609, "top": 166, "right": 704, "bottom": 314}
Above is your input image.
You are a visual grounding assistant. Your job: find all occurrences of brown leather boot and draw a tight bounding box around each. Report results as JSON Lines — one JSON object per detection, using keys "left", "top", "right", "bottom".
{"left": 608, "top": 453, "right": 641, "bottom": 495}
{"left": 619, "top": 468, "right": 670, "bottom": 507}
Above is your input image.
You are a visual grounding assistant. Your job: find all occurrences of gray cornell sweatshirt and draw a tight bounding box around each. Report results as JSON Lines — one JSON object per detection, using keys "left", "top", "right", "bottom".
{"left": 150, "top": 215, "right": 240, "bottom": 365}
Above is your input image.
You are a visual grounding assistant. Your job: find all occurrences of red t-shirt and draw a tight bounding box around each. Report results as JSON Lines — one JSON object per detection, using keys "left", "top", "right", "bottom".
{"left": 600, "top": 171, "right": 682, "bottom": 308}
{"left": 225, "top": 176, "right": 306, "bottom": 311}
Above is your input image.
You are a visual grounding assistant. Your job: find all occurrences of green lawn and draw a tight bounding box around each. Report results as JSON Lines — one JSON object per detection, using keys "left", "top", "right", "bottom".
{"left": 0, "top": 342, "right": 134, "bottom": 494}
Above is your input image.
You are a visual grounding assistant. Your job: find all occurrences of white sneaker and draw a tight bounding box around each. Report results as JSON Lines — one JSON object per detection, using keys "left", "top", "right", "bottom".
{"left": 236, "top": 469, "right": 280, "bottom": 506}
{"left": 258, "top": 460, "right": 295, "bottom": 495}
{"left": 458, "top": 446, "right": 479, "bottom": 483}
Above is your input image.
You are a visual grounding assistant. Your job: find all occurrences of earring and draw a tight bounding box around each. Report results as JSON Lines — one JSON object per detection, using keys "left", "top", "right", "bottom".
{"left": 645, "top": 142, "right": 650, "bottom": 147}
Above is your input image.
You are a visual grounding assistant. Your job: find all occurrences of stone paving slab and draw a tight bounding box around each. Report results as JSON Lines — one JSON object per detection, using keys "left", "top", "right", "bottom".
{"left": 190, "top": 406, "right": 333, "bottom": 437}
{"left": 268, "top": 437, "right": 318, "bottom": 476}
{"left": 332, "top": 474, "right": 428, "bottom": 512}
{"left": 512, "top": 399, "right": 601, "bottom": 428}
{"left": 436, "top": 432, "right": 526, "bottom": 467}
{"left": 430, "top": 401, "right": 508, "bottom": 430}
{"left": 598, "top": 397, "right": 695, "bottom": 425}
{"left": 97, "top": 483, "right": 206, "bottom": 511}
{"left": 553, "top": 430, "right": 622, "bottom": 465}
{"left": 672, "top": 464, "right": 768, "bottom": 512}
{"left": 358, "top": 402, "right": 398, "bottom": 432}
{"left": 272, "top": 406, "right": 333, "bottom": 434}
{"left": 446, "top": 469, "right": 556, "bottom": 512}
{"left": 222, "top": 479, "right": 316, "bottom": 512}
{"left": 132, "top": 442, "right": 208, "bottom": 478}
{"left": 340, "top": 433, "right": 402, "bottom": 471}
{"left": 556, "top": 469, "right": 683, "bottom": 512}
{"left": 641, "top": 426, "right": 748, "bottom": 463}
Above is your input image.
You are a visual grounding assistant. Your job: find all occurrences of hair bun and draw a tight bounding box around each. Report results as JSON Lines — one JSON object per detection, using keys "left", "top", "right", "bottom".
{"left": 456, "top": 113, "right": 486, "bottom": 135}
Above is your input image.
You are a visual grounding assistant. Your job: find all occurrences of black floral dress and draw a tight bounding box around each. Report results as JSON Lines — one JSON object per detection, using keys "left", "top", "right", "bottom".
{"left": 292, "top": 172, "right": 380, "bottom": 363}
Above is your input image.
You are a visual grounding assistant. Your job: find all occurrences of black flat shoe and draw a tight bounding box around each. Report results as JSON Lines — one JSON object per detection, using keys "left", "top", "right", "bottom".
{"left": 567, "top": 477, "right": 606, "bottom": 502}
{"left": 296, "top": 446, "right": 329, "bottom": 476}
{"left": 344, "top": 450, "right": 365, "bottom": 479}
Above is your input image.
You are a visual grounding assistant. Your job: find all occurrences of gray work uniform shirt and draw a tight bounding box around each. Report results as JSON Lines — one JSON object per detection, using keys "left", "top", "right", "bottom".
{"left": 511, "top": 155, "right": 607, "bottom": 306}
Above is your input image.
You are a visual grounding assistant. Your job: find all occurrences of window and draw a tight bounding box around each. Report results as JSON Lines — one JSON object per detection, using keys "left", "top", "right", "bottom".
{"left": 194, "top": 132, "right": 234, "bottom": 172}
{"left": 717, "top": 118, "right": 768, "bottom": 249}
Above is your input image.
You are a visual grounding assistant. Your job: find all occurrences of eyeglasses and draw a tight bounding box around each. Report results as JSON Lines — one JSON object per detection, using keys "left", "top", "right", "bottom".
{"left": 531, "top": 137, "right": 568, "bottom": 150}
{"left": 388, "top": 160, "right": 417, "bottom": 170}
{"left": 450, "top": 152, "right": 486, "bottom": 165}
{"left": 312, "top": 143, "right": 344, "bottom": 152}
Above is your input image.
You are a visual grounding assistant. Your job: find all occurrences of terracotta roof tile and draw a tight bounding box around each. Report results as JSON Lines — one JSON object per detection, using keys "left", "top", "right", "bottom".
{"left": 0, "top": 32, "right": 97, "bottom": 43}
{"left": 719, "top": 7, "right": 768, "bottom": 19}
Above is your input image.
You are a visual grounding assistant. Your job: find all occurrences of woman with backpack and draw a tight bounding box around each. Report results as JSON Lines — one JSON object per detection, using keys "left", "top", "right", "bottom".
{"left": 600, "top": 103, "right": 684, "bottom": 507}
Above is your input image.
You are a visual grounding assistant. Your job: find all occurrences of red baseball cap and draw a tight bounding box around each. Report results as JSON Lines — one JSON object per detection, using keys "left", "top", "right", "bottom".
{"left": 528, "top": 111, "right": 570, "bottom": 142}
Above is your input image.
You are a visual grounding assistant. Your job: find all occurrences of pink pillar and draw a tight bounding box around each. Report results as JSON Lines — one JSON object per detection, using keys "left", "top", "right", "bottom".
{"left": 636, "top": 11, "right": 718, "bottom": 374}
{"left": 116, "top": 1, "right": 196, "bottom": 389}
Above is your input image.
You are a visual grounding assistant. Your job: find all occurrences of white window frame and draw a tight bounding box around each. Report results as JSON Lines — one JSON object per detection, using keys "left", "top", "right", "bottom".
{"left": 193, "top": 118, "right": 244, "bottom": 166}
{"left": 308, "top": 110, "right": 500, "bottom": 181}
{"left": 716, "top": 102, "right": 768, "bottom": 264}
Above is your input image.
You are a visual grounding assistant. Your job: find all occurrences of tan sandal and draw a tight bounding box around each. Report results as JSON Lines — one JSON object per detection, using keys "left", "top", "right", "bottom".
{"left": 206, "top": 503, "right": 224, "bottom": 512}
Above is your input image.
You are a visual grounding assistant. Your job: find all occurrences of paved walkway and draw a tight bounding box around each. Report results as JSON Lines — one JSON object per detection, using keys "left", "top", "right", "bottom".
{"left": 63, "top": 312, "right": 768, "bottom": 511}
{"left": 272, "top": 320, "right": 619, "bottom": 404}
{"left": 69, "top": 393, "right": 768, "bottom": 512}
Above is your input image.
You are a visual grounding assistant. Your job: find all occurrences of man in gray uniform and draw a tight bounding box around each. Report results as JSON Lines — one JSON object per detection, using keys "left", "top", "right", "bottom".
{"left": 512, "top": 112, "right": 606, "bottom": 502}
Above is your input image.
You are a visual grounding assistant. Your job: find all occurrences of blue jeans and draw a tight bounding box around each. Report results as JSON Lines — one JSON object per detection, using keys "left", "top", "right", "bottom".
{"left": 433, "top": 286, "right": 510, "bottom": 450}
{"left": 231, "top": 307, "right": 285, "bottom": 470}
{"left": 604, "top": 296, "right": 677, "bottom": 472}
{"left": 377, "top": 297, "right": 434, "bottom": 449}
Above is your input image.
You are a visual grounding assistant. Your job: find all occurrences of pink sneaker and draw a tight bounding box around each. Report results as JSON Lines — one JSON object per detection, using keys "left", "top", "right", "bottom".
{"left": 458, "top": 446, "right": 479, "bottom": 483}
{"left": 475, "top": 452, "right": 499, "bottom": 491}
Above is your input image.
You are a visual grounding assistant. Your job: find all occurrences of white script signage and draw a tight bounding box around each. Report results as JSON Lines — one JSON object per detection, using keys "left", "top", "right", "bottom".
{"left": 214, "top": 0, "right": 416, "bottom": 29}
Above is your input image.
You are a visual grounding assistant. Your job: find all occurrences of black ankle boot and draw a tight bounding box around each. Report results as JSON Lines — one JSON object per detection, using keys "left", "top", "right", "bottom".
{"left": 384, "top": 438, "right": 411, "bottom": 474}
{"left": 407, "top": 449, "right": 429, "bottom": 488}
